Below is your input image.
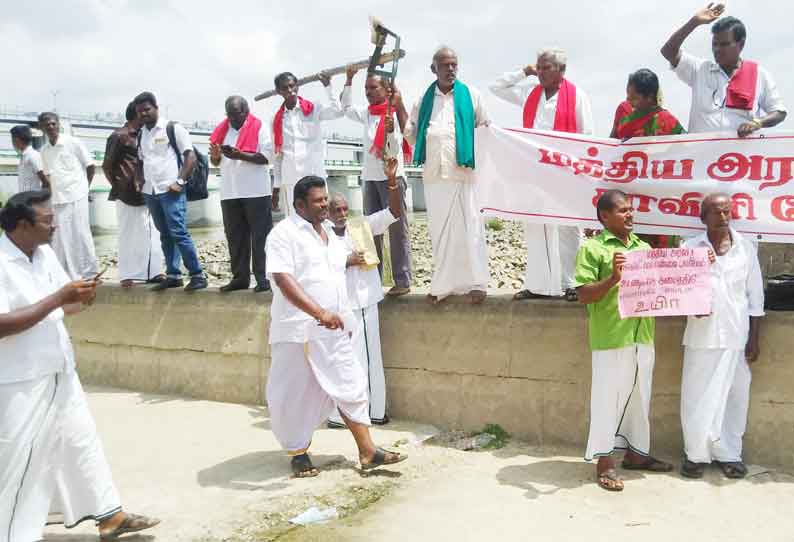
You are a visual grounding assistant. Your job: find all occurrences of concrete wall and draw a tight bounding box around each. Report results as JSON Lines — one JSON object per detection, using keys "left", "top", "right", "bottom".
{"left": 69, "top": 287, "right": 794, "bottom": 467}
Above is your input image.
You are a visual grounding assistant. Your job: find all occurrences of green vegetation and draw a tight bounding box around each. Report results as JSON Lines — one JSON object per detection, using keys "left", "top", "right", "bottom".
{"left": 480, "top": 423, "right": 510, "bottom": 450}
{"left": 485, "top": 218, "right": 504, "bottom": 231}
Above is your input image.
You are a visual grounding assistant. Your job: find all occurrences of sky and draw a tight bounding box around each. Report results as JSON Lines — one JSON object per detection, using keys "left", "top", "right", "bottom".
{"left": 2, "top": 0, "right": 792, "bottom": 137}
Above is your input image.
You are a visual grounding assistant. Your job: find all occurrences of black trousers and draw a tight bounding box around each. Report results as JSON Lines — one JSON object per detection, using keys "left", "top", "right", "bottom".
{"left": 221, "top": 196, "right": 272, "bottom": 286}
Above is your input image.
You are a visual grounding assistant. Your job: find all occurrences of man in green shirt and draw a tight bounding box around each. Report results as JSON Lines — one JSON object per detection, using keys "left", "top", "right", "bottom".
{"left": 575, "top": 189, "right": 672, "bottom": 491}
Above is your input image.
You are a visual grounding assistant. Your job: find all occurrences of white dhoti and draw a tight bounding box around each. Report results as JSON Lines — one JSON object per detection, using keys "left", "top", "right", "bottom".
{"left": 51, "top": 196, "right": 98, "bottom": 280}
{"left": 115, "top": 201, "right": 164, "bottom": 282}
{"left": 522, "top": 223, "right": 581, "bottom": 296}
{"left": 329, "top": 305, "right": 387, "bottom": 426}
{"left": 266, "top": 334, "right": 371, "bottom": 454}
{"left": 585, "top": 344, "right": 655, "bottom": 461}
{"left": 423, "top": 181, "right": 489, "bottom": 299}
{"left": 681, "top": 347, "right": 750, "bottom": 463}
{"left": 0, "top": 371, "right": 120, "bottom": 541}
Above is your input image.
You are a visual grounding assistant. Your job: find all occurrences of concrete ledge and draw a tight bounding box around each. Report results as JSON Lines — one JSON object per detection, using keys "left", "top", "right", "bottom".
{"left": 68, "top": 286, "right": 794, "bottom": 467}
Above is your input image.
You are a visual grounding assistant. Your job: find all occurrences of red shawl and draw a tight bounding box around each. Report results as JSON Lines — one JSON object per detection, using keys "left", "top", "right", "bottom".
{"left": 368, "top": 101, "right": 412, "bottom": 163}
{"left": 523, "top": 79, "right": 578, "bottom": 133}
{"left": 209, "top": 113, "right": 262, "bottom": 153}
{"left": 725, "top": 60, "right": 758, "bottom": 111}
{"left": 273, "top": 97, "right": 315, "bottom": 154}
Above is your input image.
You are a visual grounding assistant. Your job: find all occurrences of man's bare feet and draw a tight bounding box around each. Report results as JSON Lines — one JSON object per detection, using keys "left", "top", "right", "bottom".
{"left": 120, "top": 279, "right": 134, "bottom": 289}
{"left": 468, "top": 289, "right": 487, "bottom": 304}
{"left": 426, "top": 293, "right": 440, "bottom": 305}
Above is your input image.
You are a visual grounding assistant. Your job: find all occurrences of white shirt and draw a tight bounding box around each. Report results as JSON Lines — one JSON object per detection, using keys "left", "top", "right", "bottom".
{"left": 266, "top": 214, "right": 353, "bottom": 344}
{"left": 138, "top": 117, "right": 193, "bottom": 195}
{"left": 682, "top": 229, "right": 765, "bottom": 350}
{"left": 338, "top": 209, "right": 398, "bottom": 310}
{"left": 489, "top": 69, "right": 594, "bottom": 134}
{"left": 270, "top": 85, "right": 344, "bottom": 189}
{"left": 673, "top": 52, "right": 787, "bottom": 133}
{"left": 340, "top": 86, "right": 407, "bottom": 181}
{"left": 404, "top": 83, "right": 489, "bottom": 183}
{"left": 0, "top": 235, "right": 74, "bottom": 384}
{"left": 40, "top": 134, "right": 92, "bottom": 204}
{"left": 218, "top": 124, "right": 272, "bottom": 200}
{"left": 18, "top": 146, "right": 45, "bottom": 193}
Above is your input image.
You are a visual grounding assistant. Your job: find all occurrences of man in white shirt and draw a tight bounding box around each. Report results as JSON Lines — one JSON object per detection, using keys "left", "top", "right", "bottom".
{"left": 341, "top": 66, "right": 412, "bottom": 297}
{"left": 11, "top": 125, "right": 49, "bottom": 193}
{"left": 402, "top": 47, "right": 490, "bottom": 304}
{"left": 209, "top": 96, "right": 273, "bottom": 293}
{"left": 327, "top": 158, "right": 402, "bottom": 427}
{"left": 661, "top": 4, "right": 787, "bottom": 136}
{"left": 265, "top": 176, "right": 406, "bottom": 477}
{"left": 490, "top": 48, "right": 593, "bottom": 302}
{"left": 270, "top": 71, "right": 344, "bottom": 214}
{"left": 134, "top": 91, "right": 207, "bottom": 291}
{"left": 38, "top": 112, "right": 99, "bottom": 280}
{"left": 679, "top": 193, "right": 764, "bottom": 480}
{"left": 0, "top": 190, "right": 159, "bottom": 542}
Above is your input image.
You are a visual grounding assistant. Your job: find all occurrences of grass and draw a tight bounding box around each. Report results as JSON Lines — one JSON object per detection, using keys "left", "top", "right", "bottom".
{"left": 485, "top": 218, "right": 504, "bottom": 231}
{"left": 480, "top": 423, "right": 510, "bottom": 450}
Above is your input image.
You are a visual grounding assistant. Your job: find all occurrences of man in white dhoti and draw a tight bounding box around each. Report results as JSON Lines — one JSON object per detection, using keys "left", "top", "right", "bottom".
{"left": 0, "top": 191, "right": 158, "bottom": 542}
{"left": 265, "top": 176, "right": 407, "bottom": 477}
{"left": 326, "top": 158, "right": 402, "bottom": 427}
{"left": 679, "top": 193, "right": 764, "bottom": 479}
{"left": 575, "top": 189, "right": 672, "bottom": 491}
{"left": 39, "top": 112, "right": 99, "bottom": 280}
{"left": 102, "top": 101, "right": 165, "bottom": 288}
{"left": 489, "top": 48, "right": 593, "bottom": 302}
{"left": 270, "top": 71, "right": 344, "bottom": 214}
{"left": 402, "top": 47, "right": 490, "bottom": 304}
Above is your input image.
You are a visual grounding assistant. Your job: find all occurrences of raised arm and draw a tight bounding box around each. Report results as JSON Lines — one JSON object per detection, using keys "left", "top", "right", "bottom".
{"left": 317, "top": 71, "right": 344, "bottom": 121}
{"left": 489, "top": 67, "right": 535, "bottom": 107}
{"left": 661, "top": 3, "right": 725, "bottom": 67}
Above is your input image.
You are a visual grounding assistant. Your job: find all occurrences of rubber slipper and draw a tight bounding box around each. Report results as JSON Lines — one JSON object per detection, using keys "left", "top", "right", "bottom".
{"left": 291, "top": 453, "right": 319, "bottom": 478}
{"left": 361, "top": 447, "right": 407, "bottom": 470}
{"left": 621, "top": 456, "right": 673, "bottom": 472}
{"left": 100, "top": 513, "right": 160, "bottom": 541}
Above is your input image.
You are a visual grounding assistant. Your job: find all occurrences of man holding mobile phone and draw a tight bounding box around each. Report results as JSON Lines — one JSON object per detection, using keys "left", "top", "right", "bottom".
{"left": 0, "top": 191, "right": 159, "bottom": 541}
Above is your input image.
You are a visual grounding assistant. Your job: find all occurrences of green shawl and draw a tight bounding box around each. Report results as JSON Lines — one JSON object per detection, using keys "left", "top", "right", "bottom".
{"left": 413, "top": 80, "right": 476, "bottom": 169}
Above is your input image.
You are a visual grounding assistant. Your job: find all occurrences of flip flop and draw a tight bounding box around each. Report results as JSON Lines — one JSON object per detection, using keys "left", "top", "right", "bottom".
{"left": 513, "top": 290, "right": 552, "bottom": 300}
{"left": 361, "top": 447, "right": 407, "bottom": 470}
{"left": 597, "top": 468, "right": 624, "bottom": 492}
{"left": 715, "top": 461, "right": 747, "bottom": 479}
{"left": 386, "top": 286, "right": 411, "bottom": 297}
{"left": 99, "top": 513, "right": 160, "bottom": 541}
{"left": 681, "top": 459, "right": 706, "bottom": 479}
{"left": 564, "top": 288, "right": 579, "bottom": 302}
{"left": 291, "top": 453, "right": 320, "bottom": 478}
{"left": 621, "top": 455, "right": 673, "bottom": 472}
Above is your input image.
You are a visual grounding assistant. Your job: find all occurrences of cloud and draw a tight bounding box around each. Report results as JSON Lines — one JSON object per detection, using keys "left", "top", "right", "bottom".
{"left": 2, "top": 0, "right": 792, "bottom": 138}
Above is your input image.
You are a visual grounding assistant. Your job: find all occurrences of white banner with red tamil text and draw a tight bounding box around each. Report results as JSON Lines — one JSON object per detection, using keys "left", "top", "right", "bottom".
{"left": 475, "top": 125, "right": 794, "bottom": 243}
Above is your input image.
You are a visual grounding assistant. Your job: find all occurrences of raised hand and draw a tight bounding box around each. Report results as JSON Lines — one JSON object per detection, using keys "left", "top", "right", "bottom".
{"left": 693, "top": 3, "right": 725, "bottom": 25}
{"left": 318, "top": 71, "right": 331, "bottom": 87}
{"left": 523, "top": 64, "right": 538, "bottom": 77}
{"left": 611, "top": 252, "right": 627, "bottom": 283}
{"left": 345, "top": 64, "right": 359, "bottom": 83}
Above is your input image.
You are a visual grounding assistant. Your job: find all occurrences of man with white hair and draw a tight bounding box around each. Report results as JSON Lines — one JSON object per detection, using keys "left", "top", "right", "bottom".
{"left": 679, "top": 193, "right": 764, "bottom": 480}
{"left": 490, "top": 47, "right": 593, "bottom": 302}
{"left": 400, "top": 46, "right": 491, "bottom": 304}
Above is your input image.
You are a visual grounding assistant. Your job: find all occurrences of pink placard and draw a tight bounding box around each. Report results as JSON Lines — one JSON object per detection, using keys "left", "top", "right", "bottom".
{"left": 618, "top": 247, "right": 712, "bottom": 319}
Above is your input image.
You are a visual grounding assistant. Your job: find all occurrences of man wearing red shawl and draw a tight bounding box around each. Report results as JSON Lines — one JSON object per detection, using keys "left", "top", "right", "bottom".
{"left": 209, "top": 96, "right": 273, "bottom": 293}
{"left": 341, "top": 66, "right": 413, "bottom": 297}
{"left": 490, "top": 48, "right": 593, "bottom": 302}
{"left": 270, "top": 71, "right": 344, "bottom": 214}
{"left": 661, "top": 4, "right": 787, "bottom": 137}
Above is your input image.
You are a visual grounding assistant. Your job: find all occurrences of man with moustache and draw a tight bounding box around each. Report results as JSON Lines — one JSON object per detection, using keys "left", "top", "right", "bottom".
{"left": 402, "top": 46, "right": 490, "bottom": 304}
{"left": 575, "top": 190, "right": 672, "bottom": 492}
{"left": 209, "top": 95, "right": 273, "bottom": 293}
{"left": 341, "top": 66, "right": 413, "bottom": 297}
{"left": 490, "top": 47, "right": 593, "bottom": 302}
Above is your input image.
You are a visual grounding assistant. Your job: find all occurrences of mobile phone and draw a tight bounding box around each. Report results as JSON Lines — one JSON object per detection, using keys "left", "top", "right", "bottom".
{"left": 93, "top": 265, "right": 110, "bottom": 281}
{"left": 221, "top": 145, "right": 234, "bottom": 152}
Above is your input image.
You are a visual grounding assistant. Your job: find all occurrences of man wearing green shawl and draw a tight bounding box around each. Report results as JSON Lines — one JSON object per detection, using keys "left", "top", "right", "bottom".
{"left": 400, "top": 47, "right": 490, "bottom": 303}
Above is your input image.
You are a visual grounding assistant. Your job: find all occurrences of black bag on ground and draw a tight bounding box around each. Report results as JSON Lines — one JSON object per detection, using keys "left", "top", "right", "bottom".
{"left": 765, "top": 274, "right": 794, "bottom": 310}
{"left": 165, "top": 121, "right": 209, "bottom": 201}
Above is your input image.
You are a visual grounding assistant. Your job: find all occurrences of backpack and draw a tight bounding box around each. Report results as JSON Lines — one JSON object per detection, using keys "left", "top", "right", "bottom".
{"left": 765, "top": 274, "right": 794, "bottom": 311}
{"left": 165, "top": 121, "right": 209, "bottom": 201}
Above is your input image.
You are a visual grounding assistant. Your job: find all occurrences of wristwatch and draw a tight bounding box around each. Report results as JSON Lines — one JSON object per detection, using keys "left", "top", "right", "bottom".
{"left": 176, "top": 178, "right": 186, "bottom": 186}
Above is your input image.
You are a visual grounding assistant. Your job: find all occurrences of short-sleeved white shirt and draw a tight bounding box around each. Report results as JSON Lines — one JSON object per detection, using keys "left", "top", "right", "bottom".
{"left": 0, "top": 234, "right": 75, "bottom": 383}
{"left": 673, "top": 52, "right": 787, "bottom": 133}
{"left": 218, "top": 124, "right": 272, "bottom": 200}
{"left": 40, "top": 134, "right": 92, "bottom": 204}
{"left": 682, "top": 229, "right": 765, "bottom": 350}
{"left": 338, "top": 209, "right": 397, "bottom": 310}
{"left": 18, "top": 146, "right": 45, "bottom": 193}
{"left": 139, "top": 117, "right": 193, "bottom": 195}
{"left": 265, "top": 214, "right": 353, "bottom": 344}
